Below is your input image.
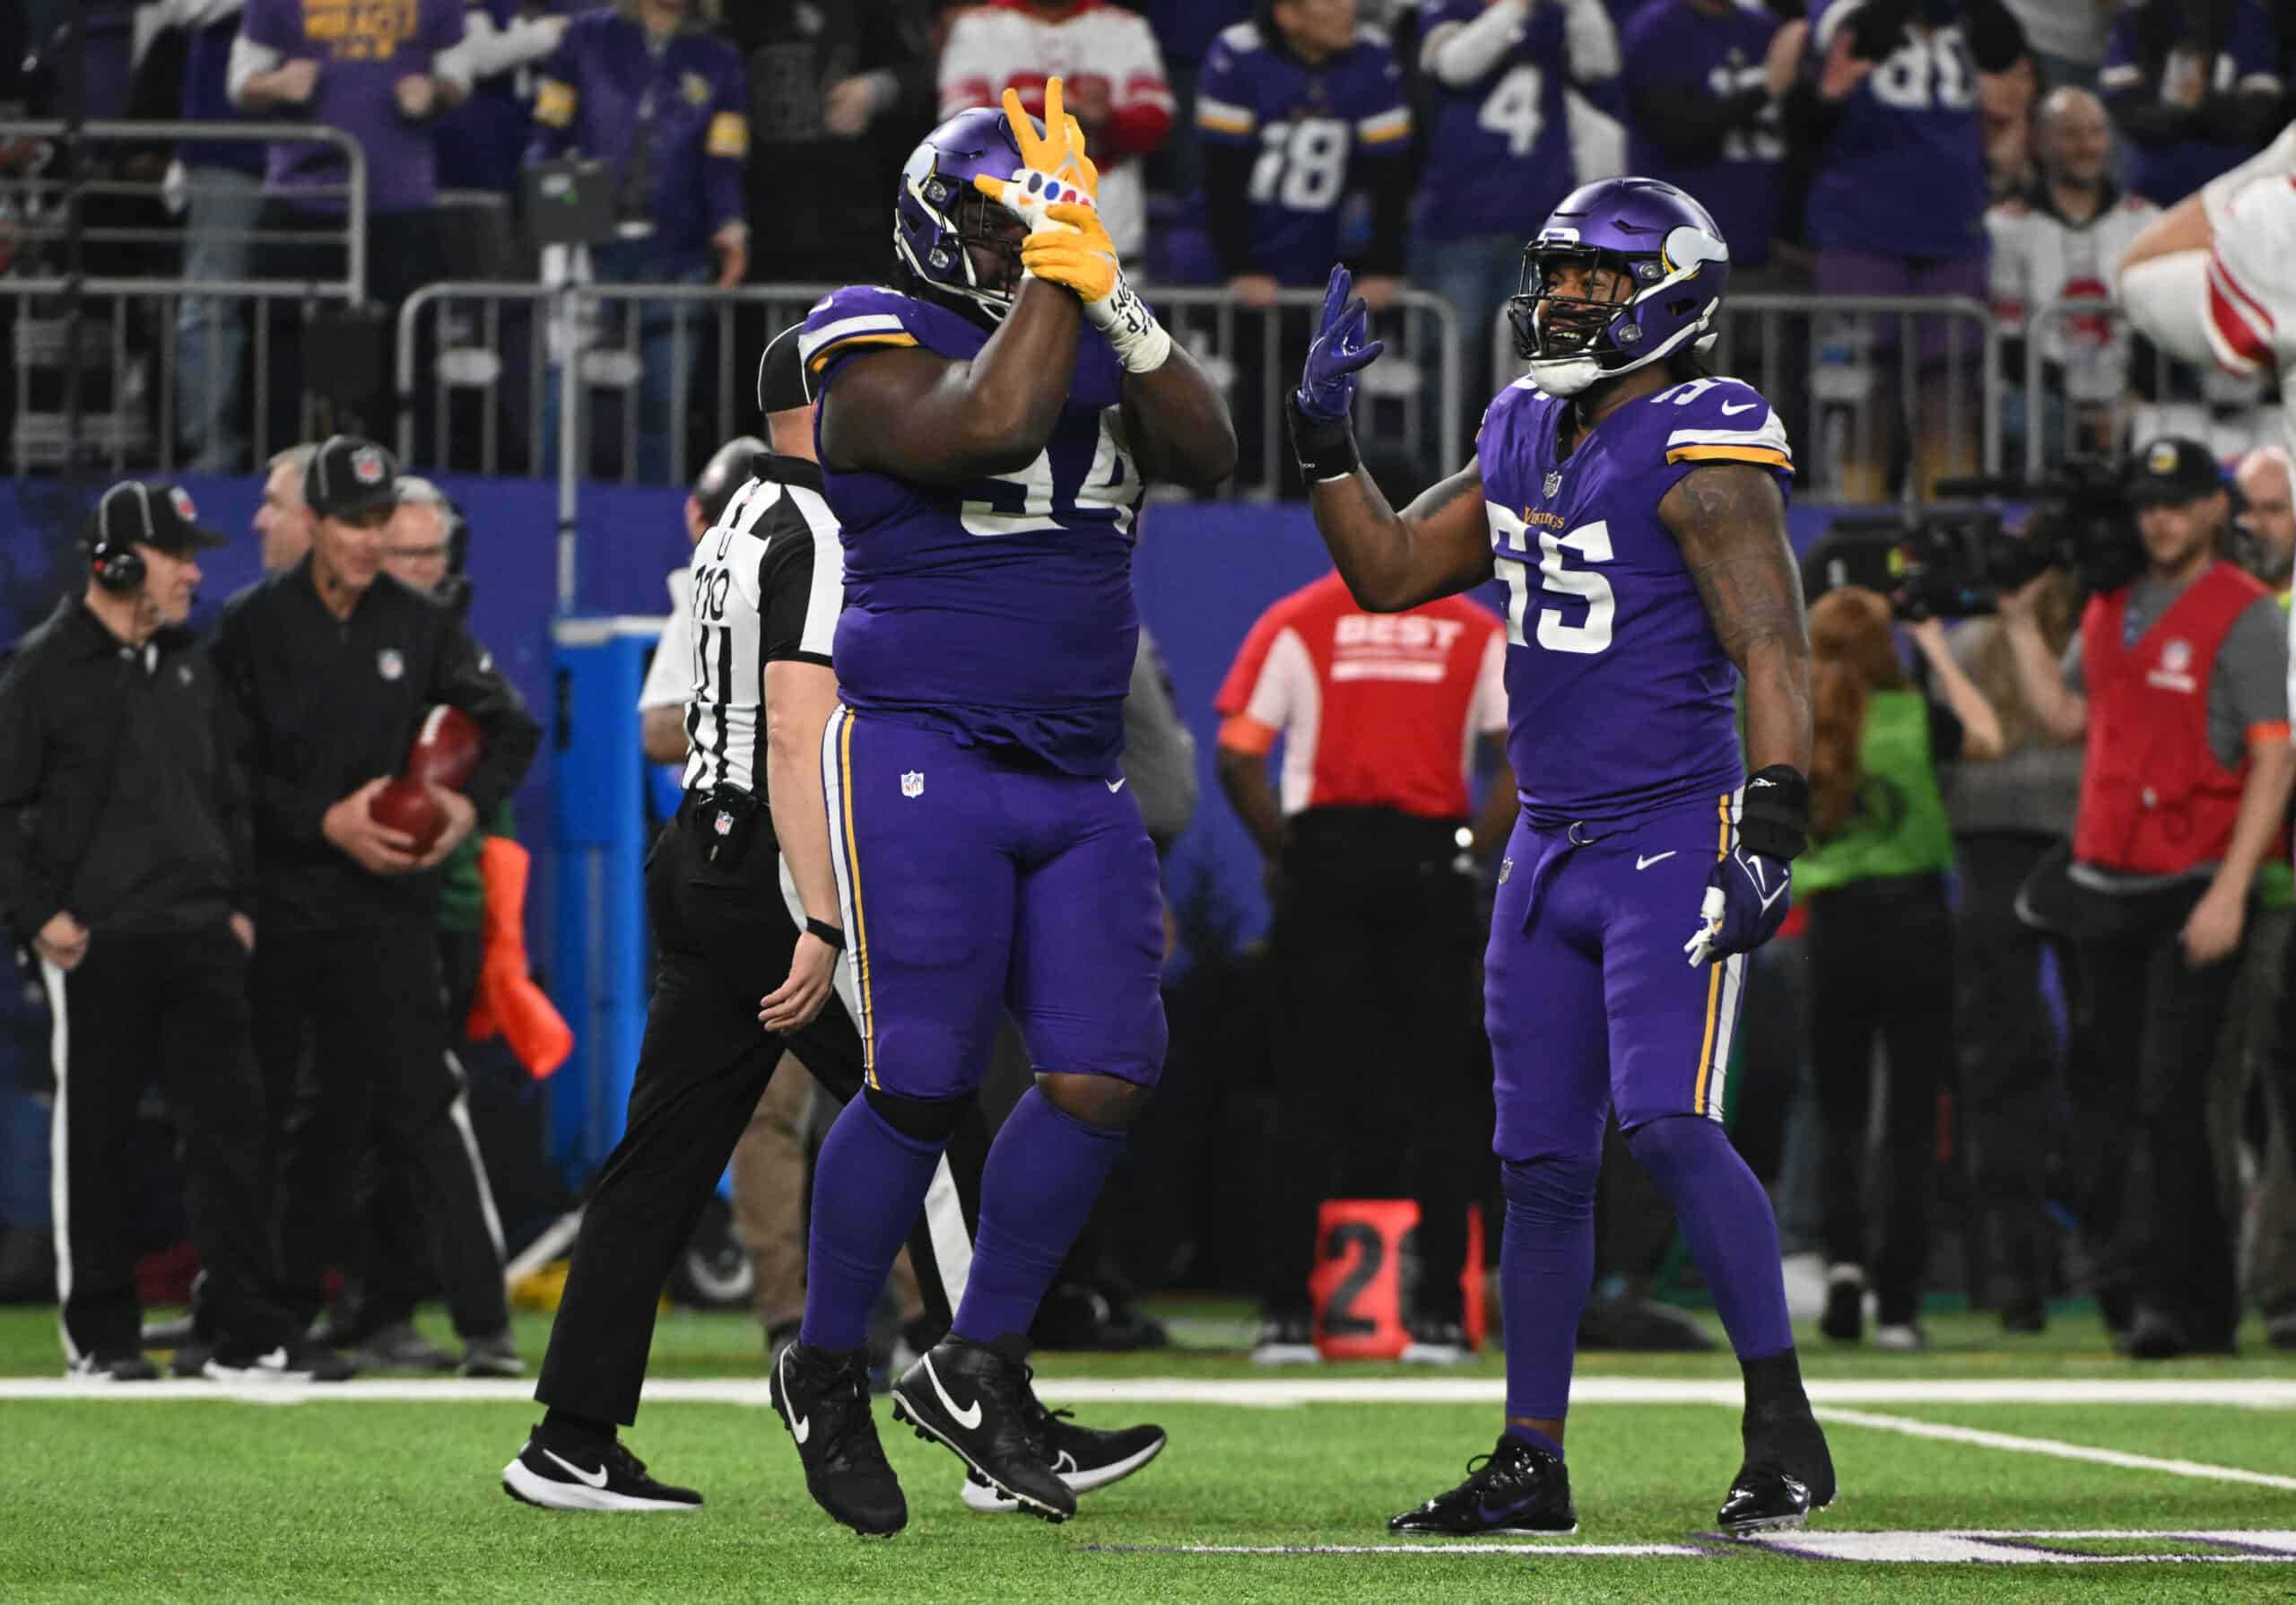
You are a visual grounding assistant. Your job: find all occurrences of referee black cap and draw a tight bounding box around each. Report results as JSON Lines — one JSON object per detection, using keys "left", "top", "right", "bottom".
{"left": 87, "top": 481, "right": 228, "bottom": 553}
{"left": 305, "top": 434, "right": 403, "bottom": 521}
{"left": 2126, "top": 436, "right": 2224, "bottom": 507}
{"left": 693, "top": 436, "right": 766, "bottom": 528}
{"left": 757, "top": 323, "right": 812, "bottom": 418}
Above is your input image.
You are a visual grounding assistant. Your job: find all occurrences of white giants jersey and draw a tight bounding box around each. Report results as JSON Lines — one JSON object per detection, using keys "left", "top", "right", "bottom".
{"left": 2197, "top": 123, "right": 2296, "bottom": 384}
{"left": 681, "top": 458, "right": 843, "bottom": 798}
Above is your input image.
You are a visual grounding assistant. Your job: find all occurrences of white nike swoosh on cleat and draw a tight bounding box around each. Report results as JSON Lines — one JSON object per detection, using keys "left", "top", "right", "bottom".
{"left": 542, "top": 1449, "right": 610, "bottom": 1488}
{"left": 778, "top": 1352, "right": 810, "bottom": 1444}
{"left": 924, "top": 1356, "right": 984, "bottom": 1431}
{"left": 1106, "top": 776, "right": 1126, "bottom": 793}
{"left": 1635, "top": 851, "right": 1676, "bottom": 870}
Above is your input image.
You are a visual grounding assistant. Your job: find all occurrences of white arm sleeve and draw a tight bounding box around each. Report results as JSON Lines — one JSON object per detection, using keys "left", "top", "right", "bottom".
{"left": 453, "top": 10, "right": 563, "bottom": 81}
{"left": 226, "top": 33, "right": 283, "bottom": 105}
{"left": 1422, "top": 0, "right": 1530, "bottom": 88}
{"left": 1560, "top": 0, "right": 1619, "bottom": 81}
{"left": 2117, "top": 250, "right": 2222, "bottom": 371}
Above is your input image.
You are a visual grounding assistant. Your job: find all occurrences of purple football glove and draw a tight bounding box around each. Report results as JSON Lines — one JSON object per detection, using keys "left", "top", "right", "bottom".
{"left": 1296, "top": 265, "right": 1385, "bottom": 423}
{"left": 1683, "top": 844, "right": 1792, "bottom": 967}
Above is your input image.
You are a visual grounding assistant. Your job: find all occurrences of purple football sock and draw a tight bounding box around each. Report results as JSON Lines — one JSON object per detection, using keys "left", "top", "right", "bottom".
{"left": 1499, "top": 1153, "right": 1600, "bottom": 1428}
{"left": 799, "top": 1098, "right": 944, "bottom": 1353}
{"left": 951, "top": 1088, "right": 1127, "bottom": 1346}
{"left": 1627, "top": 1114, "right": 1795, "bottom": 1361}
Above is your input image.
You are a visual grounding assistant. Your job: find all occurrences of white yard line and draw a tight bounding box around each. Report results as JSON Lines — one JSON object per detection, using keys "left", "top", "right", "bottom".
{"left": 1084, "top": 1543, "right": 1712, "bottom": 1557}
{"left": 4, "top": 1376, "right": 2295, "bottom": 1408}
{"left": 1814, "top": 1407, "right": 2296, "bottom": 1491}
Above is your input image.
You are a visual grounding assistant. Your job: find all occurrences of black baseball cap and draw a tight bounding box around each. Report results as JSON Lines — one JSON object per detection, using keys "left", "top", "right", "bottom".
{"left": 756, "top": 323, "right": 812, "bottom": 417}
{"left": 2126, "top": 437, "right": 2225, "bottom": 507}
{"left": 87, "top": 481, "right": 228, "bottom": 553}
{"left": 304, "top": 434, "right": 403, "bottom": 520}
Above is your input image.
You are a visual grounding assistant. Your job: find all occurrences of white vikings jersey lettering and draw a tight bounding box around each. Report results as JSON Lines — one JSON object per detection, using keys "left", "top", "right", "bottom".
{"left": 683, "top": 467, "right": 843, "bottom": 798}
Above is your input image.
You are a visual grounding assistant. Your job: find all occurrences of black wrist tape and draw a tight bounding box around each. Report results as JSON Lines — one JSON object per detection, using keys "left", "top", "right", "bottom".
{"left": 1284, "top": 392, "right": 1361, "bottom": 484}
{"left": 1738, "top": 764, "right": 1811, "bottom": 861}
{"left": 804, "top": 918, "right": 847, "bottom": 953}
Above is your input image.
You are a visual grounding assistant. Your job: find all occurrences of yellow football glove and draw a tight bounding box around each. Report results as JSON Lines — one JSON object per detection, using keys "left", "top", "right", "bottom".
{"left": 971, "top": 79, "right": 1100, "bottom": 222}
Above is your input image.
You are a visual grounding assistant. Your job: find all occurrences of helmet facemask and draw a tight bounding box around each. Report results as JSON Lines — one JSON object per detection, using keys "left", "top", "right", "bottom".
{"left": 895, "top": 143, "right": 1029, "bottom": 321}
{"left": 1506, "top": 226, "right": 1726, "bottom": 397}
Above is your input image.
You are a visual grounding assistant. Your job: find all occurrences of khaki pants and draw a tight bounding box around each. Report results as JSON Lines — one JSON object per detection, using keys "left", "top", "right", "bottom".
{"left": 730, "top": 1051, "right": 921, "bottom": 1335}
{"left": 2211, "top": 903, "right": 2296, "bottom": 1318}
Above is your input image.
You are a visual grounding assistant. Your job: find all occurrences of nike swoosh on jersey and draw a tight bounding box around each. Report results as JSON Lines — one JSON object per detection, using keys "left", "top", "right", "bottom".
{"left": 925, "top": 1356, "right": 984, "bottom": 1431}
{"left": 1719, "top": 400, "right": 1758, "bottom": 415}
{"left": 1106, "top": 776, "right": 1126, "bottom": 794}
{"left": 1635, "top": 851, "right": 1677, "bottom": 870}
{"left": 543, "top": 1449, "right": 609, "bottom": 1488}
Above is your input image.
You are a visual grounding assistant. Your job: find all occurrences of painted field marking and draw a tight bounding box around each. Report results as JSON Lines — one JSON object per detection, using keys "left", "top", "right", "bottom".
{"left": 1814, "top": 1407, "right": 2296, "bottom": 1491}
{"left": 1733, "top": 1530, "right": 2296, "bottom": 1564}
{"left": 4, "top": 1376, "right": 2296, "bottom": 1408}
{"left": 1083, "top": 1543, "right": 1712, "bottom": 1557}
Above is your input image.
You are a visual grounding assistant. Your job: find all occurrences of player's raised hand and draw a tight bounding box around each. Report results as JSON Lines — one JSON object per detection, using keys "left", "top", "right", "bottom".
{"left": 1683, "top": 844, "right": 1792, "bottom": 967}
{"left": 973, "top": 79, "right": 1100, "bottom": 227}
{"left": 1297, "top": 265, "right": 1385, "bottom": 423}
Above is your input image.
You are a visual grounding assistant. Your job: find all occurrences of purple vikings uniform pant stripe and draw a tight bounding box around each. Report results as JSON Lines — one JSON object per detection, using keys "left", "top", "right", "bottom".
{"left": 819, "top": 707, "right": 1168, "bottom": 1103}
{"left": 1486, "top": 790, "right": 1745, "bottom": 1163}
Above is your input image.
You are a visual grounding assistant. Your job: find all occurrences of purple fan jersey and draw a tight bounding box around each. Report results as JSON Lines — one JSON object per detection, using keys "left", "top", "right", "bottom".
{"left": 1620, "top": 0, "right": 1786, "bottom": 269}
{"left": 1477, "top": 373, "right": 1794, "bottom": 824}
{"left": 1195, "top": 21, "right": 1413, "bottom": 283}
{"left": 1413, "top": 0, "right": 1578, "bottom": 241}
{"left": 799, "top": 285, "right": 1143, "bottom": 775}
{"left": 1802, "top": 0, "right": 1988, "bottom": 261}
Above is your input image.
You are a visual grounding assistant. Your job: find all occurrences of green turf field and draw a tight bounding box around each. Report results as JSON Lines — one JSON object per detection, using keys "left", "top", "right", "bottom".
{"left": 4, "top": 1301, "right": 2294, "bottom": 1602}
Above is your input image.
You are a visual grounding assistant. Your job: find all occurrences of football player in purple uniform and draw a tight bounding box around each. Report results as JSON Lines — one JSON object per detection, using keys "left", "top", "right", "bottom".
{"left": 767, "top": 82, "right": 1234, "bottom": 1537}
{"left": 1291, "top": 176, "right": 1834, "bottom": 1537}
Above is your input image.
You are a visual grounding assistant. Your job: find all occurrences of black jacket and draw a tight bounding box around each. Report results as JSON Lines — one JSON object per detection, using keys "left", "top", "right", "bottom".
{"left": 208, "top": 560, "right": 541, "bottom": 935}
{"left": 0, "top": 595, "right": 251, "bottom": 941}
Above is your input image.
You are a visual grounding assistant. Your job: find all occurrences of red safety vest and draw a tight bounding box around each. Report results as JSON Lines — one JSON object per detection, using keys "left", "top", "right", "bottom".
{"left": 2072, "top": 561, "right": 2266, "bottom": 877}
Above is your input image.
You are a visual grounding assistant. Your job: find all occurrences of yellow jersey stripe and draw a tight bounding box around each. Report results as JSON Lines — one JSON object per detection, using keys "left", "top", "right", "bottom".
{"left": 1692, "top": 791, "right": 1730, "bottom": 1114}
{"left": 534, "top": 78, "right": 576, "bottom": 128}
{"left": 706, "top": 112, "right": 749, "bottom": 159}
{"left": 806, "top": 330, "right": 919, "bottom": 374}
{"left": 1665, "top": 444, "right": 1795, "bottom": 472}
{"left": 1196, "top": 108, "right": 1255, "bottom": 135}
{"left": 839, "top": 712, "right": 875, "bottom": 1086}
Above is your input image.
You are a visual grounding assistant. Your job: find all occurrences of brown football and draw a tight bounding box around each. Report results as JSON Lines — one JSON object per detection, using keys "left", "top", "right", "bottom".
{"left": 369, "top": 776, "right": 448, "bottom": 855}
{"left": 406, "top": 704, "right": 481, "bottom": 789}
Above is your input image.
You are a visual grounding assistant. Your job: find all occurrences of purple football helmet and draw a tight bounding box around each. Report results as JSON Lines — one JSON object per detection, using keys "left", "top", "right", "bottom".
{"left": 894, "top": 108, "right": 1032, "bottom": 319}
{"left": 1507, "top": 177, "right": 1730, "bottom": 397}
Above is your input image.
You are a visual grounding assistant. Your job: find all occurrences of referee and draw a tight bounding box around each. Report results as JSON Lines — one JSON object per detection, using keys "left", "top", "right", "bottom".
{"left": 504, "top": 332, "right": 1163, "bottom": 1523}
{"left": 0, "top": 483, "right": 344, "bottom": 1381}
{"left": 1216, "top": 557, "right": 1516, "bottom": 1364}
{"left": 210, "top": 435, "right": 539, "bottom": 1363}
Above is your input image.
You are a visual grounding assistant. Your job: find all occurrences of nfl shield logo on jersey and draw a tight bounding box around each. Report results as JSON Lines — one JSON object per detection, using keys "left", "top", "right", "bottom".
{"left": 900, "top": 771, "right": 925, "bottom": 798}
{"left": 377, "top": 649, "right": 404, "bottom": 681}
{"left": 1543, "top": 470, "right": 1562, "bottom": 500}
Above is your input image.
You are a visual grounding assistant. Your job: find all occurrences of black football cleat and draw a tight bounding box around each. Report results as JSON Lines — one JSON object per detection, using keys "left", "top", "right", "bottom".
{"left": 959, "top": 1375, "right": 1166, "bottom": 1513}
{"left": 892, "top": 1337, "right": 1075, "bottom": 1522}
{"left": 1388, "top": 1435, "right": 1577, "bottom": 1537}
{"left": 1721, "top": 1410, "right": 1836, "bottom": 1535}
{"left": 67, "top": 1351, "right": 159, "bottom": 1382}
{"left": 771, "top": 1340, "right": 907, "bottom": 1537}
{"left": 501, "top": 1426, "right": 702, "bottom": 1513}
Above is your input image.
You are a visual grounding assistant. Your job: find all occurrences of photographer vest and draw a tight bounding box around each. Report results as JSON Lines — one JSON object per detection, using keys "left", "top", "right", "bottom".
{"left": 2073, "top": 561, "right": 2266, "bottom": 877}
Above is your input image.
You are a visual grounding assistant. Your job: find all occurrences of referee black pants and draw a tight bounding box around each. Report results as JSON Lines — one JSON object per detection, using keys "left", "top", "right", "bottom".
{"left": 536, "top": 798, "right": 987, "bottom": 1427}
{"left": 2070, "top": 879, "right": 2241, "bottom": 1347}
{"left": 252, "top": 923, "right": 509, "bottom": 1339}
{"left": 40, "top": 922, "right": 296, "bottom": 1361}
{"left": 1257, "top": 807, "right": 1490, "bottom": 1324}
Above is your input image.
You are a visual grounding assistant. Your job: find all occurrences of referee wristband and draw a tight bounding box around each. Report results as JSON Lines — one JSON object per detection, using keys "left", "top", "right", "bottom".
{"left": 804, "top": 918, "right": 847, "bottom": 954}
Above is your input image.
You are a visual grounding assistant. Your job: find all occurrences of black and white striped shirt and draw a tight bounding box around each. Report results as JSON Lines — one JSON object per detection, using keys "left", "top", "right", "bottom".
{"left": 682, "top": 454, "right": 843, "bottom": 798}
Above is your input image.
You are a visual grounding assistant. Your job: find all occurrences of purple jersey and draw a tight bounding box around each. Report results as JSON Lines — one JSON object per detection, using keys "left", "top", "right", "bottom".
{"left": 1803, "top": 0, "right": 1987, "bottom": 261}
{"left": 239, "top": 0, "right": 464, "bottom": 214}
{"left": 1412, "top": 0, "right": 1578, "bottom": 241}
{"left": 2102, "top": 0, "right": 2279, "bottom": 207}
{"left": 1477, "top": 373, "right": 1793, "bottom": 824}
{"left": 1621, "top": 0, "right": 1784, "bottom": 269}
{"left": 800, "top": 286, "right": 1143, "bottom": 775}
{"left": 1195, "top": 21, "right": 1412, "bottom": 283}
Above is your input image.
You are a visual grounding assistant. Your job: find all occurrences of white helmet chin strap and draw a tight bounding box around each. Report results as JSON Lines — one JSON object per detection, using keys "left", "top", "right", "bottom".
{"left": 1526, "top": 354, "right": 1604, "bottom": 396}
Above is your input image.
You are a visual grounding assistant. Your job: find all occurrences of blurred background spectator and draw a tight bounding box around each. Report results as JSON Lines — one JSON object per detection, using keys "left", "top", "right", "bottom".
{"left": 1987, "top": 84, "right": 2157, "bottom": 469}
{"left": 1798, "top": 589, "right": 2001, "bottom": 1351}
{"left": 171, "top": 0, "right": 264, "bottom": 473}
{"left": 529, "top": 0, "right": 749, "bottom": 484}
{"left": 434, "top": 1, "right": 574, "bottom": 281}
{"left": 2100, "top": 0, "right": 2281, "bottom": 208}
{"left": 939, "top": 0, "right": 1175, "bottom": 260}
{"left": 725, "top": 0, "right": 936, "bottom": 288}
{"left": 1411, "top": 0, "right": 1622, "bottom": 408}
{"left": 252, "top": 442, "right": 317, "bottom": 571}
{"left": 2005, "top": 0, "right": 2111, "bottom": 91}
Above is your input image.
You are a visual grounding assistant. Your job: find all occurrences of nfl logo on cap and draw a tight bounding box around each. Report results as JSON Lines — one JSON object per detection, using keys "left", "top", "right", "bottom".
{"left": 352, "top": 447, "right": 387, "bottom": 485}
{"left": 2148, "top": 441, "right": 2179, "bottom": 475}
{"left": 170, "top": 487, "right": 198, "bottom": 522}
{"left": 900, "top": 771, "right": 924, "bottom": 798}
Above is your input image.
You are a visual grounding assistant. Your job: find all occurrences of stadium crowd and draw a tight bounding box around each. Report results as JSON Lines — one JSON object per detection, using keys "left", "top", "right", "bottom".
{"left": 6, "top": 0, "right": 2296, "bottom": 483}
{"left": 2, "top": 0, "right": 2296, "bottom": 1393}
